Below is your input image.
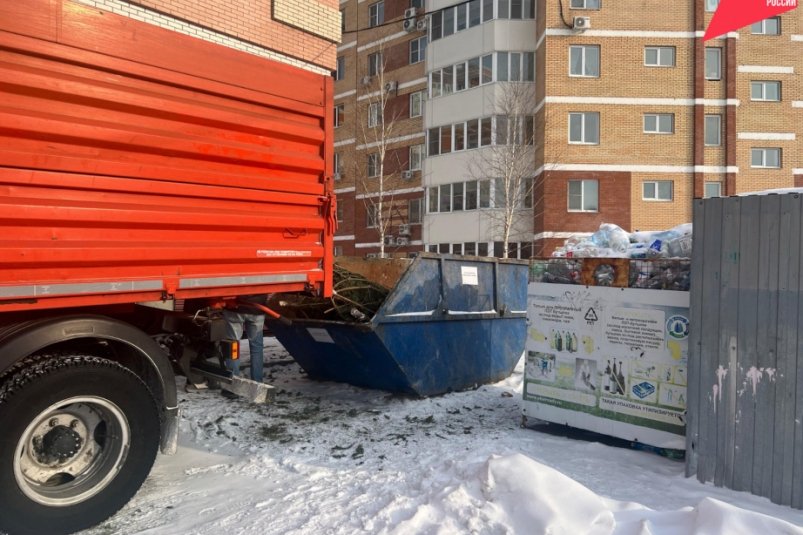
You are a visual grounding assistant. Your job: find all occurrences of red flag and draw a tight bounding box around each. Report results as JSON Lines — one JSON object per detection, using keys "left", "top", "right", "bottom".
{"left": 704, "top": 0, "right": 798, "bottom": 40}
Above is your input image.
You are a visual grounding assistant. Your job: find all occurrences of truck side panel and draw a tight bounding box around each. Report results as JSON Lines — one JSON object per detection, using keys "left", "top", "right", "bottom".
{"left": 0, "top": 0, "right": 334, "bottom": 311}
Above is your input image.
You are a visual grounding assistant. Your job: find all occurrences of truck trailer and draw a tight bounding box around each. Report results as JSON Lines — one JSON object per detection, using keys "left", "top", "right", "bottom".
{"left": 0, "top": 1, "right": 336, "bottom": 533}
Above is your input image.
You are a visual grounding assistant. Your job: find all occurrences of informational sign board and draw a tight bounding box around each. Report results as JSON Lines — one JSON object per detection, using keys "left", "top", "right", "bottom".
{"left": 523, "top": 283, "right": 689, "bottom": 450}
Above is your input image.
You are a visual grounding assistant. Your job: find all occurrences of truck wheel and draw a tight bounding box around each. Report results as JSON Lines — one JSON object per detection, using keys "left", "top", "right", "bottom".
{"left": 0, "top": 355, "right": 160, "bottom": 535}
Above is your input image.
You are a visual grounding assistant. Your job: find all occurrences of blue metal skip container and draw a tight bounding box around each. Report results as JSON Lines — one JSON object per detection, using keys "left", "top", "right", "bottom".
{"left": 268, "top": 254, "right": 528, "bottom": 397}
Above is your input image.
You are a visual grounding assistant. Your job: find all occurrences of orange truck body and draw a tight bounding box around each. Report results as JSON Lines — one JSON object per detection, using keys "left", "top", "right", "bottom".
{"left": 0, "top": 0, "right": 335, "bottom": 312}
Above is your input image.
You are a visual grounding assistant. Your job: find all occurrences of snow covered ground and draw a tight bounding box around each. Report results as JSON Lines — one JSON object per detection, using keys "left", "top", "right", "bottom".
{"left": 85, "top": 338, "right": 803, "bottom": 535}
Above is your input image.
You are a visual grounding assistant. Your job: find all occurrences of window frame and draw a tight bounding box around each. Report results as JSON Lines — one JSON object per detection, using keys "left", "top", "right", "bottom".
{"left": 570, "top": 0, "right": 600, "bottom": 9}
{"left": 366, "top": 204, "right": 379, "bottom": 228}
{"left": 705, "top": 0, "right": 719, "bottom": 12}
{"left": 367, "top": 152, "right": 379, "bottom": 177}
{"left": 704, "top": 114, "right": 721, "bottom": 146}
{"left": 408, "top": 198, "right": 422, "bottom": 224}
{"left": 409, "top": 36, "right": 427, "bottom": 64}
{"left": 567, "top": 179, "right": 599, "bottom": 212}
{"left": 333, "top": 152, "right": 343, "bottom": 178}
{"left": 643, "top": 113, "right": 674, "bottom": 134}
{"left": 368, "top": 52, "right": 382, "bottom": 77}
{"left": 750, "top": 147, "right": 781, "bottom": 169}
{"left": 568, "top": 112, "right": 600, "bottom": 145}
{"left": 751, "top": 17, "right": 780, "bottom": 35}
{"left": 368, "top": 0, "right": 384, "bottom": 28}
{"left": 642, "top": 180, "right": 674, "bottom": 201}
{"left": 705, "top": 47, "right": 722, "bottom": 81}
{"left": 750, "top": 80, "right": 781, "bottom": 102}
{"left": 569, "top": 44, "right": 600, "bottom": 78}
{"left": 368, "top": 102, "right": 381, "bottom": 128}
{"left": 409, "top": 144, "right": 424, "bottom": 171}
{"left": 704, "top": 182, "right": 722, "bottom": 198}
{"left": 335, "top": 56, "right": 345, "bottom": 81}
{"left": 644, "top": 46, "right": 675, "bottom": 67}
{"left": 334, "top": 104, "right": 344, "bottom": 128}
{"left": 410, "top": 90, "right": 425, "bottom": 118}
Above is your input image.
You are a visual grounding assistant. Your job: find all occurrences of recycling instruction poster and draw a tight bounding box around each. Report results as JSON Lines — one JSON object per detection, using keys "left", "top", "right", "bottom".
{"left": 523, "top": 282, "right": 689, "bottom": 448}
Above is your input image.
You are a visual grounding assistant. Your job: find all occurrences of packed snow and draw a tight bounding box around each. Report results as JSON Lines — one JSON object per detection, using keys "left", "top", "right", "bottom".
{"left": 84, "top": 338, "right": 803, "bottom": 535}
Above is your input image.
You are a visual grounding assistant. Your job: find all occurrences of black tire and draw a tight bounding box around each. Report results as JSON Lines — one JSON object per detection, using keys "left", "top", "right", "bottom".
{"left": 0, "top": 355, "right": 160, "bottom": 535}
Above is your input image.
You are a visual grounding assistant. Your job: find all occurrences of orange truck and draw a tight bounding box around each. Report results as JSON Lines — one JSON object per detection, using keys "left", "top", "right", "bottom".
{"left": 0, "top": 1, "right": 335, "bottom": 533}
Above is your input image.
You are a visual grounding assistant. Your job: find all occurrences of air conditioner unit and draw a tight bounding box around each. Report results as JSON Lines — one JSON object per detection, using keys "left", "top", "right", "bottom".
{"left": 384, "top": 235, "right": 396, "bottom": 245}
{"left": 361, "top": 75, "right": 372, "bottom": 85}
{"left": 384, "top": 80, "right": 398, "bottom": 92}
{"left": 404, "top": 7, "right": 418, "bottom": 19}
{"left": 403, "top": 17, "right": 417, "bottom": 32}
{"left": 398, "top": 223, "right": 411, "bottom": 236}
{"left": 416, "top": 19, "right": 427, "bottom": 31}
{"left": 573, "top": 16, "right": 590, "bottom": 30}
{"left": 401, "top": 170, "right": 413, "bottom": 180}
{"left": 396, "top": 236, "right": 410, "bottom": 246}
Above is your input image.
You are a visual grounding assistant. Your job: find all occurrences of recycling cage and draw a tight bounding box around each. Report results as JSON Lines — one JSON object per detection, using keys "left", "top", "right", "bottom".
{"left": 268, "top": 253, "right": 528, "bottom": 397}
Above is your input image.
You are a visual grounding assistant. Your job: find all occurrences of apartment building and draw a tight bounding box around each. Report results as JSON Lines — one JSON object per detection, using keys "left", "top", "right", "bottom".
{"left": 334, "top": 0, "right": 429, "bottom": 257}
{"left": 534, "top": 0, "right": 803, "bottom": 255}
{"left": 339, "top": 0, "right": 802, "bottom": 258}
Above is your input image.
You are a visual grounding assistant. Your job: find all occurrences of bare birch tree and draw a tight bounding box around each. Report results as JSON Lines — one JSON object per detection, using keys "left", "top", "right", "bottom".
{"left": 468, "top": 82, "right": 538, "bottom": 258}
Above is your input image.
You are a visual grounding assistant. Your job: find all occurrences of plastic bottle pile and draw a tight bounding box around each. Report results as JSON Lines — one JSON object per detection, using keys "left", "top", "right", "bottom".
{"left": 551, "top": 223, "right": 693, "bottom": 259}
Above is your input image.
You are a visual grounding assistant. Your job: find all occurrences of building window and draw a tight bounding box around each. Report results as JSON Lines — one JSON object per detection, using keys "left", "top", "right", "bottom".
{"left": 704, "top": 115, "right": 721, "bottom": 146}
{"left": 410, "top": 0, "right": 424, "bottom": 8}
{"left": 751, "top": 80, "right": 781, "bottom": 101}
{"left": 570, "top": 0, "right": 600, "bottom": 8}
{"left": 409, "top": 144, "right": 424, "bottom": 170}
{"left": 334, "top": 152, "right": 343, "bottom": 178}
{"left": 368, "top": 52, "right": 382, "bottom": 76}
{"left": 751, "top": 17, "right": 780, "bottom": 35}
{"left": 751, "top": 148, "right": 781, "bottom": 168}
{"left": 335, "top": 56, "right": 345, "bottom": 80}
{"left": 368, "top": 102, "right": 380, "bottom": 128}
{"left": 643, "top": 113, "right": 674, "bottom": 134}
{"left": 410, "top": 90, "right": 425, "bottom": 118}
{"left": 569, "top": 45, "right": 600, "bottom": 77}
{"left": 336, "top": 201, "right": 344, "bottom": 222}
{"left": 643, "top": 180, "right": 673, "bottom": 201}
{"left": 705, "top": 47, "right": 721, "bottom": 80}
{"left": 334, "top": 104, "right": 344, "bottom": 128}
{"left": 409, "top": 198, "right": 422, "bottom": 223}
{"left": 644, "top": 46, "right": 675, "bottom": 67}
{"left": 367, "top": 153, "right": 379, "bottom": 177}
{"left": 439, "top": 184, "right": 452, "bottom": 212}
{"left": 334, "top": 245, "right": 343, "bottom": 257}
{"left": 704, "top": 182, "right": 722, "bottom": 198}
{"left": 568, "top": 180, "right": 598, "bottom": 212}
{"left": 340, "top": 9, "right": 346, "bottom": 32}
{"left": 369, "top": 1, "right": 384, "bottom": 27}
{"left": 568, "top": 112, "right": 600, "bottom": 144}
{"left": 366, "top": 204, "right": 379, "bottom": 228}
{"left": 410, "top": 36, "right": 427, "bottom": 64}
{"left": 705, "top": 0, "right": 719, "bottom": 11}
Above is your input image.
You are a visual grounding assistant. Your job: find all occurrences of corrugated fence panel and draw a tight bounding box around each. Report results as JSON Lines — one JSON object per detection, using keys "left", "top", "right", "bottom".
{"left": 689, "top": 193, "right": 803, "bottom": 509}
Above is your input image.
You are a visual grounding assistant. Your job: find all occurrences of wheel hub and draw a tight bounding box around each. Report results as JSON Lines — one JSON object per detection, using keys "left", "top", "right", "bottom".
{"left": 35, "top": 425, "right": 83, "bottom": 464}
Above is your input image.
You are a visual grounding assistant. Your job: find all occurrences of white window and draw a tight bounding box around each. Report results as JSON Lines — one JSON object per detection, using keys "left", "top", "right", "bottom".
{"left": 751, "top": 17, "right": 780, "bottom": 35}
{"left": 751, "top": 81, "right": 781, "bottom": 101}
{"left": 409, "top": 144, "right": 424, "bottom": 170}
{"left": 643, "top": 113, "right": 674, "bottom": 134}
{"left": 704, "top": 182, "right": 722, "bottom": 198}
{"left": 368, "top": 102, "right": 380, "bottom": 128}
{"left": 334, "top": 104, "right": 344, "bottom": 128}
{"left": 335, "top": 56, "right": 345, "bottom": 81}
{"left": 334, "top": 244, "right": 344, "bottom": 256}
{"left": 643, "top": 180, "right": 673, "bottom": 201}
{"left": 367, "top": 152, "right": 379, "bottom": 177}
{"left": 705, "top": 115, "right": 721, "bottom": 146}
{"left": 410, "top": 90, "right": 424, "bottom": 118}
{"left": 570, "top": 0, "right": 600, "bottom": 8}
{"left": 410, "top": 0, "right": 424, "bottom": 8}
{"left": 410, "top": 36, "right": 427, "bottom": 64}
{"left": 569, "top": 45, "right": 600, "bottom": 77}
{"left": 408, "top": 198, "right": 422, "bottom": 224}
{"left": 705, "top": 0, "right": 719, "bottom": 11}
{"left": 568, "top": 112, "right": 600, "bottom": 144}
{"left": 568, "top": 180, "right": 598, "bottom": 212}
{"left": 340, "top": 9, "right": 346, "bottom": 32}
{"left": 751, "top": 148, "right": 781, "bottom": 168}
{"left": 366, "top": 204, "right": 379, "bottom": 228}
{"left": 368, "top": 52, "right": 382, "bottom": 76}
{"left": 336, "top": 201, "right": 344, "bottom": 222}
{"left": 644, "top": 46, "right": 675, "bottom": 67}
{"left": 334, "top": 152, "right": 343, "bottom": 178}
{"left": 369, "top": 1, "right": 384, "bottom": 27}
{"left": 705, "top": 47, "right": 721, "bottom": 80}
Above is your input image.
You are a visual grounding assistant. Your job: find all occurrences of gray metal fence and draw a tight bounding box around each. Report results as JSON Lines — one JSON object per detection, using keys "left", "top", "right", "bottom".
{"left": 687, "top": 193, "right": 803, "bottom": 509}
